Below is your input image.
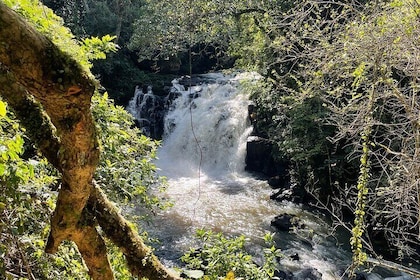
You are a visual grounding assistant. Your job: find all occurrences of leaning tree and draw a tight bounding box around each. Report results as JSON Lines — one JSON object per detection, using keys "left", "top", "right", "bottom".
{"left": 0, "top": 2, "right": 181, "bottom": 279}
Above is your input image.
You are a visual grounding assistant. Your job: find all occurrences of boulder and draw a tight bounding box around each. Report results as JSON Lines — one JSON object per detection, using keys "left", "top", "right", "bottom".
{"left": 294, "top": 268, "right": 322, "bottom": 280}
{"left": 245, "top": 136, "right": 277, "bottom": 176}
{"left": 290, "top": 253, "right": 300, "bottom": 261}
{"left": 275, "top": 270, "right": 294, "bottom": 280}
{"left": 271, "top": 214, "right": 298, "bottom": 232}
{"left": 268, "top": 175, "right": 283, "bottom": 188}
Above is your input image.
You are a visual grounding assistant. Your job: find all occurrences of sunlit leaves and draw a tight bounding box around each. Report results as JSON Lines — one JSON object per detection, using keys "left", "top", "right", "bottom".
{"left": 82, "top": 34, "right": 118, "bottom": 61}
{"left": 128, "top": 0, "right": 279, "bottom": 65}
{"left": 181, "top": 230, "right": 281, "bottom": 280}
{"left": 0, "top": 100, "right": 87, "bottom": 279}
{"left": 4, "top": 0, "right": 118, "bottom": 71}
{"left": 92, "top": 92, "right": 166, "bottom": 209}
{"left": 0, "top": 101, "right": 32, "bottom": 183}
{"left": 0, "top": 101, "right": 6, "bottom": 117}
{"left": 309, "top": 0, "right": 420, "bottom": 263}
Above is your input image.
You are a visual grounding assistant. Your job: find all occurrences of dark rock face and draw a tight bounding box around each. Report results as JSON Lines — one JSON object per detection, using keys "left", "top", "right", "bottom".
{"left": 355, "top": 273, "right": 368, "bottom": 280}
{"left": 275, "top": 270, "right": 294, "bottom": 280}
{"left": 268, "top": 175, "right": 289, "bottom": 189}
{"left": 245, "top": 136, "right": 278, "bottom": 176}
{"left": 294, "top": 268, "right": 322, "bottom": 280}
{"left": 127, "top": 86, "right": 165, "bottom": 139}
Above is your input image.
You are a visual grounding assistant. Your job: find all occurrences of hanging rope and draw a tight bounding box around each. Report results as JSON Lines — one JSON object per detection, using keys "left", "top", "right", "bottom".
{"left": 186, "top": 0, "right": 203, "bottom": 216}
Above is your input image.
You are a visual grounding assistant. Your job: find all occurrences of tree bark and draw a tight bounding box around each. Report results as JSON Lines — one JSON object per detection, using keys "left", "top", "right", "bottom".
{"left": 0, "top": 3, "right": 181, "bottom": 280}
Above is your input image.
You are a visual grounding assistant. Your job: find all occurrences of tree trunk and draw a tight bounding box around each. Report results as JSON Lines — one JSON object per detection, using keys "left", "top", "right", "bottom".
{"left": 0, "top": 3, "right": 181, "bottom": 280}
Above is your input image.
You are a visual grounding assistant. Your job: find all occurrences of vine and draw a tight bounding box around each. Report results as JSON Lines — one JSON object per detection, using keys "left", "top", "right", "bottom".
{"left": 349, "top": 83, "right": 375, "bottom": 277}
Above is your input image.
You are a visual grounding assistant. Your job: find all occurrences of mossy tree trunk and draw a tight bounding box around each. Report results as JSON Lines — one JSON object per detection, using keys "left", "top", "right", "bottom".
{"left": 0, "top": 3, "right": 181, "bottom": 280}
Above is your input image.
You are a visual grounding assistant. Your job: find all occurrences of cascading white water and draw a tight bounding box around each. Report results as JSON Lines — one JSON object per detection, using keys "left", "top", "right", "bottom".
{"left": 157, "top": 72, "right": 255, "bottom": 177}
{"left": 127, "top": 85, "right": 163, "bottom": 138}
{"left": 151, "top": 72, "right": 278, "bottom": 244}
{"left": 134, "top": 72, "right": 409, "bottom": 280}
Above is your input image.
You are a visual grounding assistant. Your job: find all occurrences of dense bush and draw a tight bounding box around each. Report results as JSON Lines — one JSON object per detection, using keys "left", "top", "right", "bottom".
{"left": 181, "top": 230, "right": 281, "bottom": 280}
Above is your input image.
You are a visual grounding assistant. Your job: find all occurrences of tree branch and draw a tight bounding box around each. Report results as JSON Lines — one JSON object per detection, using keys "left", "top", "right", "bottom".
{"left": 0, "top": 3, "right": 108, "bottom": 278}
{"left": 0, "top": 2, "right": 100, "bottom": 255}
{"left": 91, "top": 184, "right": 182, "bottom": 280}
{"left": 367, "top": 257, "right": 420, "bottom": 279}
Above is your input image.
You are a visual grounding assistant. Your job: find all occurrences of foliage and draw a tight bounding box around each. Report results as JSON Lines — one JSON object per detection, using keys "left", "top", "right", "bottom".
{"left": 42, "top": 0, "right": 145, "bottom": 44}
{"left": 0, "top": 102, "right": 137, "bottom": 279}
{"left": 92, "top": 92, "right": 167, "bottom": 209}
{"left": 3, "top": 0, "right": 420, "bottom": 276}
{"left": 92, "top": 51, "right": 174, "bottom": 105}
{"left": 4, "top": 0, "right": 117, "bottom": 71}
{"left": 42, "top": 0, "right": 151, "bottom": 105}
{"left": 244, "top": 0, "right": 420, "bottom": 268}
{"left": 0, "top": 93, "right": 161, "bottom": 279}
{"left": 307, "top": 0, "right": 420, "bottom": 262}
{"left": 181, "top": 230, "right": 281, "bottom": 280}
{"left": 0, "top": 99, "right": 90, "bottom": 279}
{"left": 3, "top": 0, "right": 163, "bottom": 207}
{"left": 128, "top": 0, "right": 286, "bottom": 64}
{"left": 81, "top": 34, "right": 118, "bottom": 60}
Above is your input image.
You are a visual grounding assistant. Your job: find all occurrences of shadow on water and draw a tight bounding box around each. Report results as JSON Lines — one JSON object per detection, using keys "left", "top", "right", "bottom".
{"left": 213, "top": 180, "right": 246, "bottom": 195}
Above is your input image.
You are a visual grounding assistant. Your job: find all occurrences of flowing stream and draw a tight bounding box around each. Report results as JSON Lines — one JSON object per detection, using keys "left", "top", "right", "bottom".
{"left": 128, "top": 72, "right": 412, "bottom": 280}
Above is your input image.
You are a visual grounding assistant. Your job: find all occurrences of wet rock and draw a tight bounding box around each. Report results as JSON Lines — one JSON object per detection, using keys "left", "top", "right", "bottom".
{"left": 245, "top": 136, "right": 277, "bottom": 176}
{"left": 248, "top": 104, "right": 257, "bottom": 124}
{"left": 270, "top": 188, "right": 293, "bottom": 201}
{"left": 271, "top": 214, "right": 298, "bottom": 231}
{"left": 128, "top": 87, "right": 165, "bottom": 139}
{"left": 294, "top": 268, "right": 322, "bottom": 280}
{"left": 355, "top": 273, "right": 368, "bottom": 280}
{"left": 274, "top": 270, "right": 294, "bottom": 280}
{"left": 188, "top": 92, "right": 201, "bottom": 99}
{"left": 366, "top": 273, "right": 383, "bottom": 280}
{"left": 270, "top": 183, "right": 304, "bottom": 203}
{"left": 384, "top": 275, "right": 415, "bottom": 280}
{"left": 290, "top": 253, "right": 300, "bottom": 261}
{"left": 268, "top": 175, "right": 284, "bottom": 189}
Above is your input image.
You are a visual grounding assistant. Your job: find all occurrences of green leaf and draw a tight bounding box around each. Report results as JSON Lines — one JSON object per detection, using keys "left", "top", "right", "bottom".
{"left": 0, "top": 101, "right": 6, "bottom": 117}
{"left": 0, "top": 163, "right": 5, "bottom": 176}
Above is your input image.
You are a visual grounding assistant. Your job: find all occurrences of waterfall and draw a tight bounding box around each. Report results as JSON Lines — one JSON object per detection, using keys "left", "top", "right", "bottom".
{"left": 127, "top": 85, "right": 164, "bottom": 139}
{"left": 157, "top": 72, "right": 257, "bottom": 178}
